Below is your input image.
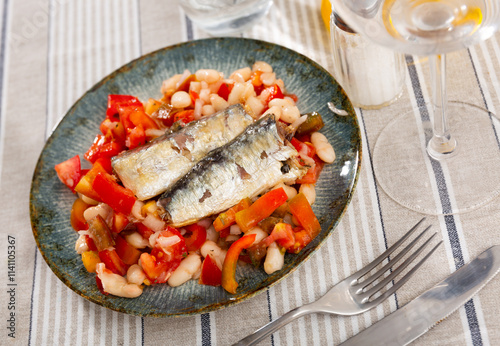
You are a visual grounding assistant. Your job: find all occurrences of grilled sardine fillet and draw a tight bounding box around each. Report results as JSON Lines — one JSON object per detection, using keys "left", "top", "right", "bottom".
{"left": 157, "top": 114, "right": 307, "bottom": 227}
{"left": 111, "top": 104, "right": 253, "bottom": 200}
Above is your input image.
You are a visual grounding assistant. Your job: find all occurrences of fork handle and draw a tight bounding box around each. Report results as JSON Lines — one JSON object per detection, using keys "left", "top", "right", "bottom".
{"left": 233, "top": 306, "right": 312, "bottom": 345}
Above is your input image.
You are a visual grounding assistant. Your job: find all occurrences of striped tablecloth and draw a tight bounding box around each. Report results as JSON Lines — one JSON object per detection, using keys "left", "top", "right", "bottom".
{"left": 2, "top": 0, "right": 500, "bottom": 345}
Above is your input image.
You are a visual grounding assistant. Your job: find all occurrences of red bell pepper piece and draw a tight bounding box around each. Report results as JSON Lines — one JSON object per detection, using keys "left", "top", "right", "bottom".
{"left": 92, "top": 172, "right": 136, "bottom": 215}
{"left": 54, "top": 155, "right": 82, "bottom": 192}
{"left": 99, "top": 248, "right": 128, "bottom": 276}
{"left": 114, "top": 234, "right": 142, "bottom": 265}
{"left": 85, "top": 235, "right": 98, "bottom": 252}
{"left": 199, "top": 254, "right": 222, "bottom": 286}
{"left": 221, "top": 233, "right": 256, "bottom": 294}
{"left": 288, "top": 193, "right": 321, "bottom": 239}
{"left": 183, "top": 224, "right": 207, "bottom": 252}
{"left": 235, "top": 188, "right": 288, "bottom": 232}
{"left": 70, "top": 198, "right": 91, "bottom": 231}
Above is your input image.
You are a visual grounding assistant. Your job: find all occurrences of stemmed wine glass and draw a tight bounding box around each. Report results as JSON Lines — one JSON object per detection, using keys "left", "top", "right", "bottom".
{"left": 332, "top": 0, "right": 500, "bottom": 215}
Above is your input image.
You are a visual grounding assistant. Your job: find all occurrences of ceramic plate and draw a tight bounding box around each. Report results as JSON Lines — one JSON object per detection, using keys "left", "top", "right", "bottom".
{"left": 30, "top": 37, "right": 361, "bottom": 317}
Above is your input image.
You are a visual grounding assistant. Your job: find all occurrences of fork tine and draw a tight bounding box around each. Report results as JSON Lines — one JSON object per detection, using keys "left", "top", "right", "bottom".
{"left": 350, "top": 217, "right": 426, "bottom": 281}
{"left": 355, "top": 225, "right": 433, "bottom": 290}
{"left": 363, "top": 240, "right": 443, "bottom": 306}
{"left": 360, "top": 232, "right": 438, "bottom": 299}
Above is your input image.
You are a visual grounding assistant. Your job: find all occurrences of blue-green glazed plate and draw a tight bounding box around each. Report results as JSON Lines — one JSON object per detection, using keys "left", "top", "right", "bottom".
{"left": 30, "top": 38, "right": 361, "bottom": 317}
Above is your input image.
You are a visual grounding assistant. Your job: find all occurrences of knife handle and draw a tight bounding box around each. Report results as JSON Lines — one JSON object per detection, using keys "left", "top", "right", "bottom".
{"left": 233, "top": 306, "right": 312, "bottom": 345}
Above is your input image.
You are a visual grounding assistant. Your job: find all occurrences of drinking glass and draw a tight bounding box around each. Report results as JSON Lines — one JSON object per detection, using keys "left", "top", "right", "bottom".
{"left": 331, "top": 0, "right": 500, "bottom": 215}
{"left": 177, "top": 0, "right": 273, "bottom": 36}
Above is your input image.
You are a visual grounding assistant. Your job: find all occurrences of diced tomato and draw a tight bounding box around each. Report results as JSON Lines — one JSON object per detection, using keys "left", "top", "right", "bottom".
{"left": 127, "top": 124, "right": 146, "bottom": 149}
{"left": 288, "top": 227, "right": 313, "bottom": 254}
{"left": 235, "top": 188, "right": 288, "bottom": 232}
{"left": 288, "top": 193, "right": 321, "bottom": 239}
{"left": 213, "top": 198, "right": 252, "bottom": 232}
{"left": 84, "top": 134, "right": 124, "bottom": 164}
{"left": 199, "top": 254, "right": 222, "bottom": 286}
{"left": 290, "top": 137, "right": 316, "bottom": 158}
{"left": 172, "top": 109, "right": 195, "bottom": 125}
{"left": 219, "top": 227, "right": 230, "bottom": 238}
{"left": 74, "top": 160, "right": 108, "bottom": 201}
{"left": 100, "top": 119, "right": 127, "bottom": 143}
{"left": 217, "top": 82, "right": 233, "bottom": 101}
{"left": 114, "top": 234, "right": 142, "bottom": 265}
{"left": 95, "top": 157, "right": 113, "bottom": 174}
{"left": 263, "top": 84, "right": 284, "bottom": 103}
{"left": 128, "top": 107, "right": 159, "bottom": 131}
{"left": 136, "top": 223, "right": 155, "bottom": 241}
{"left": 183, "top": 224, "right": 207, "bottom": 252}
{"left": 54, "top": 155, "right": 82, "bottom": 193}
{"left": 99, "top": 249, "right": 128, "bottom": 276}
{"left": 141, "top": 227, "right": 187, "bottom": 284}
{"left": 140, "top": 251, "right": 173, "bottom": 284}
{"left": 70, "top": 198, "right": 90, "bottom": 231}
{"left": 87, "top": 215, "right": 115, "bottom": 251}
{"left": 296, "top": 155, "right": 324, "bottom": 184}
{"left": 221, "top": 233, "right": 256, "bottom": 294}
{"left": 250, "top": 71, "right": 264, "bottom": 95}
{"left": 263, "top": 223, "right": 295, "bottom": 249}
{"left": 112, "top": 212, "right": 129, "bottom": 233}
{"left": 91, "top": 172, "right": 136, "bottom": 215}
{"left": 189, "top": 90, "right": 199, "bottom": 104}
{"left": 106, "top": 95, "right": 142, "bottom": 120}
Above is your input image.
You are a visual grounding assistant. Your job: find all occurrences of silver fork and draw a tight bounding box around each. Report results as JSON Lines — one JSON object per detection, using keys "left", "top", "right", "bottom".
{"left": 234, "top": 218, "right": 442, "bottom": 346}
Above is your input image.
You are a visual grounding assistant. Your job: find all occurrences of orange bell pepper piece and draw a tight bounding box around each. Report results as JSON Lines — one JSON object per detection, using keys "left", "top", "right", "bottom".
{"left": 288, "top": 193, "right": 321, "bottom": 239}
{"left": 235, "top": 188, "right": 288, "bottom": 232}
{"left": 213, "top": 198, "right": 252, "bottom": 232}
{"left": 221, "top": 233, "right": 256, "bottom": 294}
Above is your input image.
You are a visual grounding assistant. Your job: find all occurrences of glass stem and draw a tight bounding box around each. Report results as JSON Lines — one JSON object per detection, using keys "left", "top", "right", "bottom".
{"left": 427, "top": 54, "right": 457, "bottom": 160}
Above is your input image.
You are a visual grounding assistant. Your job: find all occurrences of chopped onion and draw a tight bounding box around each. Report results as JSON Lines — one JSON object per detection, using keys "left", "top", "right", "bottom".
{"left": 142, "top": 214, "right": 165, "bottom": 232}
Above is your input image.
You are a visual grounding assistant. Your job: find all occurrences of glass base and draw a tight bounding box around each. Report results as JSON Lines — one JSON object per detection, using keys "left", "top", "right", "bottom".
{"left": 373, "top": 102, "right": 500, "bottom": 215}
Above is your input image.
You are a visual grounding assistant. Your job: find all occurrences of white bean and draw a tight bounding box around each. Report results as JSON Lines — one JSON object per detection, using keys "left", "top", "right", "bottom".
{"left": 96, "top": 263, "right": 143, "bottom": 298}
{"left": 264, "top": 242, "right": 284, "bottom": 274}
{"left": 252, "top": 61, "right": 273, "bottom": 73}
{"left": 167, "top": 253, "right": 202, "bottom": 287}
{"left": 260, "top": 72, "right": 276, "bottom": 87}
{"left": 124, "top": 232, "right": 150, "bottom": 249}
{"left": 245, "top": 96, "right": 265, "bottom": 118}
{"left": 195, "top": 69, "right": 221, "bottom": 84}
{"left": 171, "top": 91, "right": 192, "bottom": 108}
{"left": 202, "top": 104, "right": 215, "bottom": 117}
{"left": 83, "top": 203, "right": 113, "bottom": 224}
{"left": 299, "top": 184, "right": 316, "bottom": 205}
{"left": 130, "top": 200, "right": 144, "bottom": 221}
{"left": 189, "top": 81, "right": 202, "bottom": 94}
{"left": 273, "top": 182, "right": 297, "bottom": 200}
{"left": 161, "top": 74, "right": 182, "bottom": 94}
{"left": 268, "top": 99, "right": 300, "bottom": 123}
{"left": 209, "top": 93, "right": 229, "bottom": 112}
{"left": 311, "top": 132, "right": 336, "bottom": 163}
{"left": 199, "top": 88, "right": 211, "bottom": 103}
{"left": 261, "top": 105, "right": 282, "bottom": 121}
{"left": 127, "top": 264, "right": 146, "bottom": 285}
{"left": 142, "top": 214, "right": 165, "bottom": 232}
{"left": 230, "top": 67, "right": 252, "bottom": 82}
{"left": 75, "top": 234, "right": 89, "bottom": 254}
{"left": 228, "top": 82, "right": 246, "bottom": 105}
{"left": 78, "top": 193, "right": 99, "bottom": 206}
{"left": 200, "top": 240, "right": 226, "bottom": 269}
{"left": 245, "top": 227, "right": 268, "bottom": 245}
{"left": 242, "top": 82, "right": 256, "bottom": 100}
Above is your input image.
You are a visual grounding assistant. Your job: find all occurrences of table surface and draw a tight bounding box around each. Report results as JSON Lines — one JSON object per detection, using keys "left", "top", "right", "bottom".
{"left": 2, "top": 0, "right": 500, "bottom": 345}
